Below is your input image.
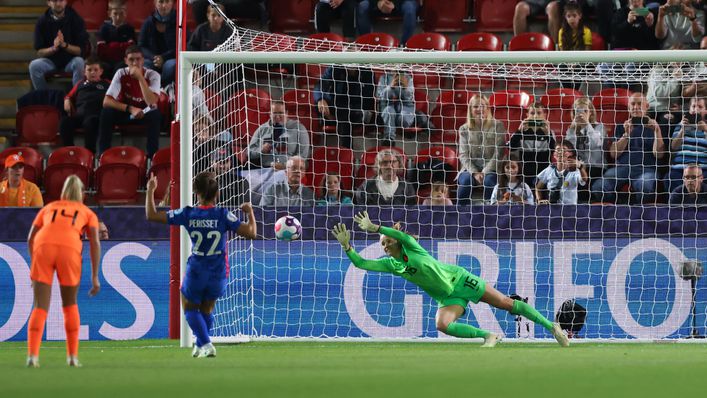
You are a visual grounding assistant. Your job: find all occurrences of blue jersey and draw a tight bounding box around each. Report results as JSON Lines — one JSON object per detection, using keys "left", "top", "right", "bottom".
{"left": 167, "top": 205, "right": 242, "bottom": 279}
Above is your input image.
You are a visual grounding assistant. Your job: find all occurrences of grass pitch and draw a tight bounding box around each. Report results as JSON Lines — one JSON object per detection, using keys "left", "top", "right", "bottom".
{"left": 2, "top": 339, "right": 706, "bottom": 398}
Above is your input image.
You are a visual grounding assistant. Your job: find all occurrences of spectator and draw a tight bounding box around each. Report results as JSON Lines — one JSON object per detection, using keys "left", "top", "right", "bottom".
{"left": 509, "top": 102, "right": 556, "bottom": 187}
{"left": 189, "top": 0, "right": 266, "bottom": 26}
{"left": 139, "top": 0, "right": 176, "bottom": 86}
{"left": 564, "top": 97, "right": 606, "bottom": 200}
{"left": 421, "top": 180, "right": 453, "bottom": 206}
{"left": 194, "top": 114, "right": 231, "bottom": 172}
{"left": 592, "top": 93, "right": 665, "bottom": 204}
{"left": 210, "top": 147, "right": 251, "bottom": 208}
{"left": 490, "top": 154, "right": 534, "bottom": 205}
{"left": 665, "top": 97, "right": 707, "bottom": 193}
{"left": 669, "top": 164, "right": 707, "bottom": 205}
{"left": 357, "top": 0, "right": 419, "bottom": 45}
{"left": 611, "top": 0, "right": 658, "bottom": 50}
{"left": 456, "top": 94, "right": 506, "bottom": 205}
{"left": 376, "top": 70, "right": 415, "bottom": 146}
{"left": 29, "top": 0, "right": 89, "bottom": 90}
{"left": 0, "top": 154, "right": 43, "bottom": 207}
{"left": 260, "top": 156, "right": 315, "bottom": 206}
{"left": 355, "top": 148, "right": 415, "bottom": 205}
{"left": 99, "top": 45, "right": 161, "bottom": 158}
{"left": 248, "top": 100, "right": 311, "bottom": 170}
{"left": 314, "top": 65, "right": 376, "bottom": 149}
{"left": 655, "top": 0, "right": 705, "bottom": 49}
{"left": 97, "top": 0, "right": 136, "bottom": 74}
{"left": 60, "top": 57, "right": 110, "bottom": 152}
{"left": 558, "top": 2, "right": 592, "bottom": 50}
{"left": 98, "top": 221, "right": 110, "bottom": 240}
{"left": 546, "top": 0, "right": 617, "bottom": 44}
{"left": 646, "top": 54, "right": 685, "bottom": 139}
{"left": 514, "top": 0, "right": 561, "bottom": 41}
{"left": 315, "top": 0, "right": 357, "bottom": 41}
{"left": 316, "top": 172, "right": 353, "bottom": 205}
{"left": 535, "top": 139, "right": 588, "bottom": 204}
{"left": 187, "top": 2, "right": 233, "bottom": 51}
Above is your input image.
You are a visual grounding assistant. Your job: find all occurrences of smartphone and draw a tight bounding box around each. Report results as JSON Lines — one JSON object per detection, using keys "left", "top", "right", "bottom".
{"left": 527, "top": 119, "right": 545, "bottom": 127}
{"left": 666, "top": 5, "right": 683, "bottom": 14}
{"left": 631, "top": 116, "right": 649, "bottom": 125}
{"left": 633, "top": 7, "right": 650, "bottom": 17}
{"left": 686, "top": 113, "right": 702, "bottom": 124}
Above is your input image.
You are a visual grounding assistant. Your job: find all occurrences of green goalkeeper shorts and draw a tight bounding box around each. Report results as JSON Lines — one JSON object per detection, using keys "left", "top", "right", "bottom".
{"left": 438, "top": 269, "right": 486, "bottom": 310}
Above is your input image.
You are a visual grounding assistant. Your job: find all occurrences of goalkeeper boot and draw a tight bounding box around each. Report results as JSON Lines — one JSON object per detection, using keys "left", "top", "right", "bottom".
{"left": 67, "top": 355, "right": 82, "bottom": 367}
{"left": 481, "top": 333, "right": 502, "bottom": 348}
{"left": 551, "top": 323, "right": 570, "bottom": 347}
{"left": 198, "top": 343, "right": 217, "bottom": 358}
{"left": 26, "top": 356, "right": 39, "bottom": 368}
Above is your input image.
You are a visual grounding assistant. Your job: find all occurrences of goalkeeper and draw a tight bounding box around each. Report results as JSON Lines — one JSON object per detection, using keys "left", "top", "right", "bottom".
{"left": 332, "top": 211, "right": 570, "bottom": 347}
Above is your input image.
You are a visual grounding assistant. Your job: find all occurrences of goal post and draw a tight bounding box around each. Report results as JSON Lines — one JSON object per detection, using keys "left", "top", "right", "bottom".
{"left": 177, "top": 32, "right": 707, "bottom": 346}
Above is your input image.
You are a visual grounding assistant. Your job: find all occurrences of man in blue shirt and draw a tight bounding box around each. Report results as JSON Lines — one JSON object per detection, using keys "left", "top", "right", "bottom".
{"left": 592, "top": 93, "right": 666, "bottom": 204}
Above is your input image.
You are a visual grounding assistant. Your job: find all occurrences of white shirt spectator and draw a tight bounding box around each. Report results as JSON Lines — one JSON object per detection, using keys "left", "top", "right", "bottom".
{"left": 537, "top": 165, "right": 586, "bottom": 204}
{"left": 490, "top": 181, "right": 535, "bottom": 205}
{"left": 106, "top": 67, "right": 161, "bottom": 109}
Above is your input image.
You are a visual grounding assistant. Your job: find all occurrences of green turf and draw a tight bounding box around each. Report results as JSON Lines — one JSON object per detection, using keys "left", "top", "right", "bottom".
{"left": 2, "top": 339, "right": 707, "bottom": 398}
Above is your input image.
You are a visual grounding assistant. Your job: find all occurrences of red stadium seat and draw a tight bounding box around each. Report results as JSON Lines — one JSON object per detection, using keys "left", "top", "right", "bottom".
{"left": 0, "top": 147, "right": 43, "bottom": 185}
{"left": 283, "top": 89, "right": 323, "bottom": 144}
{"left": 454, "top": 33, "right": 502, "bottom": 90}
{"left": 474, "top": 0, "right": 520, "bottom": 32}
{"left": 201, "top": 87, "right": 224, "bottom": 121}
{"left": 97, "top": 41, "right": 133, "bottom": 63}
{"left": 69, "top": 0, "right": 109, "bottom": 31}
{"left": 429, "top": 90, "right": 475, "bottom": 144}
{"left": 591, "top": 32, "right": 606, "bottom": 51}
{"left": 400, "top": 89, "right": 431, "bottom": 137}
{"left": 94, "top": 146, "right": 146, "bottom": 204}
{"left": 268, "top": 0, "right": 316, "bottom": 33}
{"left": 354, "top": 32, "right": 400, "bottom": 50}
{"left": 593, "top": 88, "right": 632, "bottom": 137}
{"left": 15, "top": 105, "right": 61, "bottom": 146}
{"left": 354, "top": 146, "right": 407, "bottom": 190}
{"left": 302, "top": 146, "right": 355, "bottom": 197}
{"left": 540, "top": 88, "right": 585, "bottom": 137}
{"left": 489, "top": 90, "right": 534, "bottom": 135}
{"left": 148, "top": 147, "right": 171, "bottom": 203}
{"left": 406, "top": 33, "right": 452, "bottom": 89}
{"left": 422, "top": 0, "right": 469, "bottom": 32}
{"left": 226, "top": 89, "right": 271, "bottom": 146}
{"left": 43, "top": 146, "right": 94, "bottom": 203}
{"left": 508, "top": 33, "right": 555, "bottom": 51}
{"left": 125, "top": 0, "right": 155, "bottom": 30}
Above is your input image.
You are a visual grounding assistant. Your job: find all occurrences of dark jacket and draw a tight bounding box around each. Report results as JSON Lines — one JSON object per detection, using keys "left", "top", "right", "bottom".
{"left": 98, "top": 22, "right": 136, "bottom": 43}
{"left": 139, "top": 9, "right": 177, "bottom": 60}
{"left": 187, "top": 22, "right": 232, "bottom": 51}
{"left": 354, "top": 178, "right": 416, "bottom": 206}
{"left": 611, "top": 7, "right": 658, "bottom": 50}
{"left": 313, "top": 66, "right": 376, "bottom": 112}
{"left": 669, "top": 183, "right": 707, "bottom": 205}
{"left": 33, "top": 6, "right": 89, "bottom": 69}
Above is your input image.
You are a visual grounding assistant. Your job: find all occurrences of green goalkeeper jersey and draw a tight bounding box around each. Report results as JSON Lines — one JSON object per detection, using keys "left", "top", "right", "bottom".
{"left": 344, "top": 226, "right": 464, "bottom": 303}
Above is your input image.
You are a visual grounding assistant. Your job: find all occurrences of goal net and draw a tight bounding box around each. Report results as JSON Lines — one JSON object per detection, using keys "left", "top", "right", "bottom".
{"left": 179, "top": 23, "right": 707, "bottom": 344}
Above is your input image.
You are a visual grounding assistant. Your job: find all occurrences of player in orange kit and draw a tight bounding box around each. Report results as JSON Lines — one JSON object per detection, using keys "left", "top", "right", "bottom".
{"left": 26, "top": 175, "right": 102, "bottom": 368}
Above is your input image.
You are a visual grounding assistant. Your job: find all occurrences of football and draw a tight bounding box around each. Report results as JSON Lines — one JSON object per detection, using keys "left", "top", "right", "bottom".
{"left": 274, "top": 215, "right": 302, "bottom": 241}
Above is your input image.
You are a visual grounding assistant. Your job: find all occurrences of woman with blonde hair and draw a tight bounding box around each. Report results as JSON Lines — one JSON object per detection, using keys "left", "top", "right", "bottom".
{"left": 26, "top": 175, "right": 101, "bottom": 368}
{"left": 565, "top": 97, "right": 606, "bottom": 201}
{"left": 456, "top": 94, "right": 506, "bottom": 205}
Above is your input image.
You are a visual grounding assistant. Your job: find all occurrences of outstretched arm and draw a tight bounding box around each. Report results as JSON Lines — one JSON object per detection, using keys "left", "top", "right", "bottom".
{"left": 332, "top": 223, "right": 394, "bottom": 273}
{"left": 145, "top": 174, "right": 168, "bottom": 223}
{"left": 353, "top": 211, "right": 417, "bottom": 247}
{"left": 235, "top": 202, "right": 257, "bottom": 239}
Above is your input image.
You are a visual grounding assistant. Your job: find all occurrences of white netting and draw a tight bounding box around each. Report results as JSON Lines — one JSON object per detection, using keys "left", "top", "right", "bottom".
{"left": 183, "top": 22, "right": 707, "bottom": 342}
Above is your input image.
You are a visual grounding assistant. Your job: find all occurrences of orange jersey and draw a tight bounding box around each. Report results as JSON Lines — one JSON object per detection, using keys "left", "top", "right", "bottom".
{"left": 32, "top": 200, "right": 99, "bottom": 253}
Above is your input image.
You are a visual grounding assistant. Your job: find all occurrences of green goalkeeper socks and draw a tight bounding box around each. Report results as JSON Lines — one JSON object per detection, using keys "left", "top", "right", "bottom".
{"left": 445, "top": 322, "right": 490, "bottom": 339}
{"left": 511, "top": 300, "right": 554, "bottom": 331}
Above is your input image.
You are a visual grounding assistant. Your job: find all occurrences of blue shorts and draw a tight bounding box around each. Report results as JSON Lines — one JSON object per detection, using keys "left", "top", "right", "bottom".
{"left": 180, "top": 267, "right": 227, "bottom": 305}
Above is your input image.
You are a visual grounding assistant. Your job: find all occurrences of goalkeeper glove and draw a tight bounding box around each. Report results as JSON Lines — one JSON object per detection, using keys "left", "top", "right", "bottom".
{"left": 353, "top": 211, "right": 379, "bottom": 233}
{"left": 331, "top": 223, "right": 351, "bottom": 250}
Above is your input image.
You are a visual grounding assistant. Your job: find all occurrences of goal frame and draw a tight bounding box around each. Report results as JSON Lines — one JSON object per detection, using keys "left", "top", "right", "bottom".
{"left": 177, "top": 49, "right": 707, "bottom": 347}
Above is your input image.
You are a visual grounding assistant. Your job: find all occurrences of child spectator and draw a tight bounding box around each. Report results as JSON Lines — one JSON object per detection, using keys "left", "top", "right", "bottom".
{"left": 187, "top": 2, "right": 233, "bottom": 52}
{"left": 490, "top": 155, "right": 534, "bottom": 205}
{"left": 60, "top": 57, "right": 110, "bottom": 152}
{"left": 139, "top": 0, "right": 176, "bottom": 86}
{"left": 97, "top": 0, "right": 136, "bottom": 75}
{"left": 422, "top": 180, "right": 453, "bottom": 206}
{"left": 564, "top": 97, "right": 606, "bottom": 201}
{"left": 509, "top": 102, "right": 557, "bottom": 187}
{"left": 536, "top": 139, "right": 588, "bottom": 204}
{"left": 316, "top": 172, "right": 353, "bottom": 205}
{"left": 558, "top": 2, "right": 592, "bottom": 50}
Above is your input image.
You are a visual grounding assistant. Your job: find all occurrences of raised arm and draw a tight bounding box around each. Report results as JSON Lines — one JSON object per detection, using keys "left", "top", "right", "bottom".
{"left": 353, "top": 211, "right": 419, "bottom": 249}
{"left": 145, "top": 174, "right": 168, "bottom": 223}
{"left": 235, "top": 202, "right": 257, "bottom": 239}
{"left": 331, "top": 223, "right": 394, "bottom": 273}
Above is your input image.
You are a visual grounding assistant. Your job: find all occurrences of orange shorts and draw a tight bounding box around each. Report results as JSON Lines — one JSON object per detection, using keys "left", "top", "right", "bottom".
{"left": 30, "top": 243, "right": 82, "bottom": 286}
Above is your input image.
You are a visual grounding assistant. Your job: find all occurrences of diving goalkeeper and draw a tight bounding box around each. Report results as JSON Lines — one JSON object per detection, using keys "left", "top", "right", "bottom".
{"left": 332, "top": 211, "right": 570, "bottom": 347}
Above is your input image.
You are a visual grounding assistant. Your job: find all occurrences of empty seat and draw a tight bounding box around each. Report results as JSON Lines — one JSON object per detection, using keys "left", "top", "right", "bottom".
{"left": 68, "top": 0, "right": 108, "bottom": 31}
{"left": 15, "top": 105, "right": 61, "bottom": 146}
{"left": 422, "top": 0, "right": 469, "bottom": 32}
{"left": 354, "top": 32, "right": 400, "bottom": 50}
{"left": 43, "top": 146, "right": 94, "bottom": 202}
{"left": 593, "top": 88, "right": 632, "bottom": 137}
{"left": 429, "top": 90, "right": 475, "bottom": 144}
{"left": 474, "top": 0, "right": 520, "bottom": 32}
{"left": 94, "top": 146, "right": 146, "bottom": 204}
{"left": 283, "top": 89, "right": 323, "bottom": 144}
{"left": 268, "top": 0, "right": 315, "bottom": 33}
{"left": 508, "top": 32, "right": 555, "bottom": 51}
{"left": 124, "top": 0, "right": 155, "bottom": 30}
{"left": 489, "top": 90, "right": 534, "bottom": 134}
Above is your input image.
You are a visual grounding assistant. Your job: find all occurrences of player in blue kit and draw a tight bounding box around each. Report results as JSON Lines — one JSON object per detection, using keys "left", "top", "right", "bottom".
{"left": 145, "top": 171, "right": 257, "bottom": 358}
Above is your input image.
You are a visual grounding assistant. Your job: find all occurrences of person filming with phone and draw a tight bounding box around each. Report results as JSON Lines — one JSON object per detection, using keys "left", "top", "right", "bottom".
{"left": 665, "top": 97, "right": 707, "bottom": 193}
{"left": 655, "top": 0, "right": 704, "bottom": 49}
{"left": 611, "top": 0, "right": 658, "bottom": 50}
{"left": 509, "top": 102, "right": 557, "bottom": 188}
{"left": 591, "top": 93, "right": 665, "bottom": 204}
